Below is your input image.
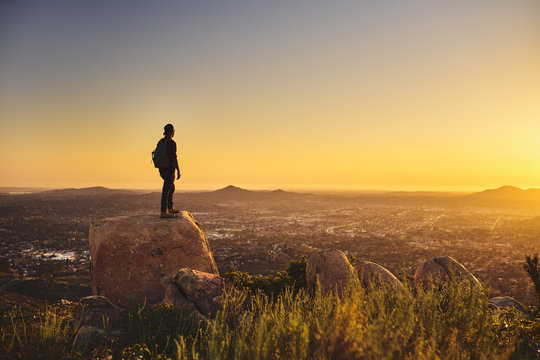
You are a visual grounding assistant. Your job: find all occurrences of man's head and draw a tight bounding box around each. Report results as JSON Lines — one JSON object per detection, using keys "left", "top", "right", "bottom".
{"left": 163, "top": 124, "right": 175, "bottom": 137}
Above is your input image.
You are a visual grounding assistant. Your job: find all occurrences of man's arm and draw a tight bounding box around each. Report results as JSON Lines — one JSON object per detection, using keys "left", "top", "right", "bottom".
{"left": 175, "top": 157, "right": 181, "bottom": 179}
{"left": 167, "top": 140, "right": 181, "bottom": 179}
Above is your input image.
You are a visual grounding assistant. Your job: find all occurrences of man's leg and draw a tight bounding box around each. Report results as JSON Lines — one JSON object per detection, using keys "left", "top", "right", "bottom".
{"left": 160, "top": 168, "right": 174, "bottom": 213}
{"left": 160, "top": 170, "right": 167, "bottom": 213}
{"left": 168, "top": 181, "right": 175, "bottom": 211}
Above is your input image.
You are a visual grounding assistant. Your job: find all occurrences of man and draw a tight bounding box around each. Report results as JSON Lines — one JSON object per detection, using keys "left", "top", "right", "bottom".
{"left": 159, "top": 124, "right": 181, "bottom": 218}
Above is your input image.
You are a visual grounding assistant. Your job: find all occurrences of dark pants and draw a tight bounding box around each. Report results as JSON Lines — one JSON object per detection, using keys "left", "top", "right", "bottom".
{"left": 159, "top": 167, "right": 175, "bottom": 212}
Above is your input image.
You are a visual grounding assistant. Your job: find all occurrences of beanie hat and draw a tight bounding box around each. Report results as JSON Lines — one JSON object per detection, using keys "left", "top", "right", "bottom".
{"left": 163, "top": 124, "right": 174, "bottom": 135}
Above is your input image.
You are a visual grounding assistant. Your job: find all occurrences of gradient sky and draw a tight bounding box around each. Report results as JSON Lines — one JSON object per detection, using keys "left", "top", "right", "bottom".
{"left": 1, "top": 0, "right": 539, "bottom": 191}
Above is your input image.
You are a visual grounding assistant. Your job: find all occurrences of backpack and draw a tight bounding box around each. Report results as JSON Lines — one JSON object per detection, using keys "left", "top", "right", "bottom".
{"left": 152, "top": 138, "right": 170, "bottom": 168}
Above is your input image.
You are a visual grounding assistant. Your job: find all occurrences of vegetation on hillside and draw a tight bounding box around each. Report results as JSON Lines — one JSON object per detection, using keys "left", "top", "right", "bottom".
{"left": 524, "top": 254, "right": 540, "bottom": 306}
{"left": 222, "top": 255, "right": 307, "bottom": 297}
{"left": 1, "top": 255, "right": 539, "bottom": 359}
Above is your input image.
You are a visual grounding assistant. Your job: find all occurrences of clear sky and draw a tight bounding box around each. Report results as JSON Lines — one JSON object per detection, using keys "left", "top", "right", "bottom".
{"left": 1, "top": 0, "right": 539, "bottom": 191}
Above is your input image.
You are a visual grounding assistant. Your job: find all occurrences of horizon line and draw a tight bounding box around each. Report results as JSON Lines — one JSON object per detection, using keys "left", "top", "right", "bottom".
{"left": 0, "top": 183, "right": 532, "bottom": 195}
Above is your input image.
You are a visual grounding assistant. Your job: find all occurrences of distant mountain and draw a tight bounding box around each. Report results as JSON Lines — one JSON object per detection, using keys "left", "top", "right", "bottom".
{"left": 470, "top": 185, "right": 523, "bottom": 197}
{"left": 38, "top": 186, "right": 136, "bottom": 197}
{"left": 11, "top": 184, "right": 540, "bottom": 207}
{"left": 467, "top": 185, "right": 540, "bottom": 204}
{"left": 380, "top": 191, "right": 461, "bottom": 198}
{"left": 212, "top": 185, "right": 252, "bottom": 196}
{"left": 188, "top": 185, "right": 302, "bottom": 202}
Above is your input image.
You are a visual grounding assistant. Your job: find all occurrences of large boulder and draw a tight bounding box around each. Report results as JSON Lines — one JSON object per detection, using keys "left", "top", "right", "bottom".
{"left": 306, "top": 249, "right": 356, "bottom": 294}
{"left": 414, "top": 256, "right": 481, "bottom": 291}
{"left": 89, "top": 212, "right": 219, "bottom": 307}
{"left": 173, "top": 268, "right": 237, "bottom": 317}
{"left": 355, "top": 261, "right": 403, "bottom": 290}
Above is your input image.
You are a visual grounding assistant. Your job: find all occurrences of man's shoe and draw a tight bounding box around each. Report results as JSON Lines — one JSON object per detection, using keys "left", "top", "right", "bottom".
{"left": 168, "top": 208, "right": 181, "bottom": 214}
{"left": 160, "top": 211, "right": 176, "bottom": 218}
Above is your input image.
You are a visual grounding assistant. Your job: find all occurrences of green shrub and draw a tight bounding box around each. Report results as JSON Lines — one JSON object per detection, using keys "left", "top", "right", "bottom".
{"left": 2, "top": 255, "right": 540, "bottom": 359}
{"left": 524, "top": 254, "right": 540, "bottom": 307}
{"left": 223, "top": 255, "right": 307, "bottom": 297}
{"left": 493, "top": 307, "right": 540, "bottom": 360}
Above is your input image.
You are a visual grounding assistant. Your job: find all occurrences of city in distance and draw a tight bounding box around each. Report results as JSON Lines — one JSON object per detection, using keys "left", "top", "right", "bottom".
{"left": 0, "top": 184, "right": 539, "bottom": 312}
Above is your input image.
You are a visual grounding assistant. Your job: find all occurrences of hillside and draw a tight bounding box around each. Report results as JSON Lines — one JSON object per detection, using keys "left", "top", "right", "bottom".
{"left": 37, "top": 186, "right": 137, "bottom": 197}
{"left": 465, "top": 185, "right": 540, "bottom": 206}
{"left": 188, "top": 185, "right": 305, "bottom": 202}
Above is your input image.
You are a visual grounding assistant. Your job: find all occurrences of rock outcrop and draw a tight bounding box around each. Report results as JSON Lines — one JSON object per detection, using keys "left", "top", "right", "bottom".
{"left": 73, "top": 295, "right": 126, "bottom": 350}
{"left": 89, "top": 212, "right": 219, "bottom": 307}
{"left": 489, "top": 296, "right": 527, "bottom": 314}
{"left": 173, "top": 268, "right": 238, "bottom": 317}
{"left": 355, "top": 261, "right": 403, "bottom": 290}
{"left": 306, "top": 249, "right": 356, "bottom": 294}
{"left": 414, "top": 256, "right": 481, "bottom": 291}
{"left": 73, "top": 326, "right": 107, "bottom": 351}
{"left": 160, "top": 277, "right": 210, "bottom": 323}
{"left": 77, "top": 295, "right": 127, "bottom": 329}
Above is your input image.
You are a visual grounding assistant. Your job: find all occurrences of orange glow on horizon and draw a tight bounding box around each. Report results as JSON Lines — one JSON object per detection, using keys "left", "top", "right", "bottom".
{"left": 1, "top": 1, "right": 539, "bottom": 191}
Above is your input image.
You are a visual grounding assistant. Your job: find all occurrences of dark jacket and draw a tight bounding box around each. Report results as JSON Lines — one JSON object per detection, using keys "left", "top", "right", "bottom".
{"left": 164, "top": 137, "right": 179, "bottom": 170}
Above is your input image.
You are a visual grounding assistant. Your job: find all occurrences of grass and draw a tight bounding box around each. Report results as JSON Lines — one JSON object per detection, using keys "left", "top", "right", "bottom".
{"left": 1, "top": 302, "right": 78, "bottom": 359}
{"left": 1, "top": 258, "right": 539, "bottom": 359}
{"left": 181, "top": 281, "right": 536, "bottom": 360}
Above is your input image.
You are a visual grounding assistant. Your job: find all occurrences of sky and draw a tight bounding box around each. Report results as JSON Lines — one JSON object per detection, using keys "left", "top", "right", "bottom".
{"left": 1, "top": 0, "right": 539, "bottom": 191}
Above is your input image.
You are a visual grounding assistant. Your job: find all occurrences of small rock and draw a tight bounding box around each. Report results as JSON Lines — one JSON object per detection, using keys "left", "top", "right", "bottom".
{"left": 489, "top": 296, "right": 527, "bottom": 314}
{"left": 72, "top": 325, "right": 106, "bottom": 351}
{"left": 174, "top": 268, "right": 238, "bottom": 317}
{"left": 306, "top": 249, "right": 356, "bottom": 294}
{"left": 355, "top": 261, "right": 403, "bottom": 290}
{"left": 414, "top": 256, "right": 481, "bottom": 291}
{"left": 77, "top": 295, "right": 126, "bottom": 331}
{"left": 160, "top": 276, "right": 210, "bottom": 323}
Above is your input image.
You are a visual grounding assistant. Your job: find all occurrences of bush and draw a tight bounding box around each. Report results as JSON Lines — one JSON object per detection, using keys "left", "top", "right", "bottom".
{"left": 223, "top": 255, "right": 307, "bottom": 297}
{"left": 524, "top": 254, "right": 540, "bottom": 307}
{"left": 2, "top": 255, "right": 540, "bottom": 359}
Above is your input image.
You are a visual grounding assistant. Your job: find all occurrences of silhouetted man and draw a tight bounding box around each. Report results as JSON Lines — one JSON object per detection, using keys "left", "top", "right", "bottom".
{"left": 158, "top": 124, "right": 181, "bottom": 218}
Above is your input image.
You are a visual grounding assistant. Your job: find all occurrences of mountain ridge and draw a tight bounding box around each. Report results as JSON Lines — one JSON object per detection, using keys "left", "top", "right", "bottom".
{"left": 38, "top": 186, "right": 137, "bottom": 197}
{"left": 467, "top": 185, "right": 540, "bottom": 202}
{"left": 6, "top": 185, "right": 540, "bottom": 205}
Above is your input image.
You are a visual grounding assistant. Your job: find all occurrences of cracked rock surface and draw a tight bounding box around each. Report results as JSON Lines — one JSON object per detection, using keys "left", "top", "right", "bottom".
{"left": 173, "top": 268, "right": 237, "bottom": 317}
{"left": 89, "top": 212, "right": 219, "bottom": 307}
